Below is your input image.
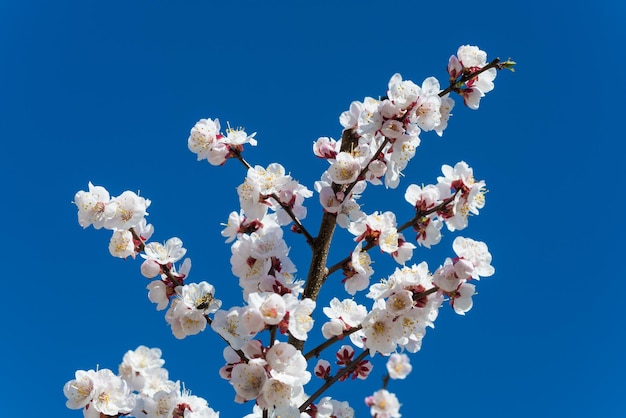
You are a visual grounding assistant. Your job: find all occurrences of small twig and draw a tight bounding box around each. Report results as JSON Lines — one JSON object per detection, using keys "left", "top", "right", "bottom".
{"left": 304, "top": 326, "right": 362, "bottom": 360}
{"left": 439, "top": 57, "right": 502, "bottom": 97}
{"left": 299, "top": 350, "right": 370, "bottom": 412}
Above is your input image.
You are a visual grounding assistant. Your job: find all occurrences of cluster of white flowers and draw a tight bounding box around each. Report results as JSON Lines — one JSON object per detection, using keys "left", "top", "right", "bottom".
{"left": 68, "top": 45, "right": 510, "bottom": 417}
{"left": 63, "top": 346, "right": 219, "bottom": 418}
{"left": 211, "top": 290, "right": 315, "bottom": 349}
{"left": 219, "top": 341, "right": 311, "bottom": 414}
{"left": 188, "top": 118, "right": 257, "bottom": 165}
{"left": 404, "top": 160, "right": 487, "bottom": 247}
{"left": 237, "top": 163, "right": 313, "bottom": 224}
{"left": 74, "top": 182, "right": 152, "bottom": 258}
{"left": 74, "top": 184, "right": 224, "bottom": 340}
{"left": 448, "top": 45, "right": 498, "bottom": 110}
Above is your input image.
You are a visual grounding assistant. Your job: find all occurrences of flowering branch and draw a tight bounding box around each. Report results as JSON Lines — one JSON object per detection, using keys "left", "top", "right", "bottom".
{"left": 66, "top": 44, "right": 511, "bottom": 418}
{"left": 231, "top": 148, "right": 316, "bottom": 246}
{"left": 440, "top": 57, "right": 514, "bottom": 97}
{"left": 324, "top": 190, "right": 461, "bottom": 279}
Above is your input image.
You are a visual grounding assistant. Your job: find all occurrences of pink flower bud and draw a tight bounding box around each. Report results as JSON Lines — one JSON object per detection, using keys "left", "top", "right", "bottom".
{"left": 140, "top": 259, "right": 161, "bottom": 278}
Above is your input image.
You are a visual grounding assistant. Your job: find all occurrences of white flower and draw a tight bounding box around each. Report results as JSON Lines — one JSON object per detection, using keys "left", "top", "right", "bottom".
{"left": 211, "top": 307, "right": 253, "bottom": 350}
{"left": 165, "top": 297, "right": 207, "bottom": 339}
{"left": 366, "top": 389, "right": 401, "bottom": 418}
{"left": 178, "top": 392, "right": 220, "bottom": 418}
{"left": 285, "top": 294, "right": 315, "bottom": 341}
{"left": 142, "top": 237, "right": 187, "bottom": 265}
{"left": 455, "top": 45, "right": 497, "bottom": 110}
{"left": 432, "top": 259, "right": 463, "bottom": 293}
{"left": 247, "top": 292, "right": 286, "bottom": 326}
{"left": 323, "top": 297, "right": 367, "bottom": 329}
{"left": 318, "top": 397, "right": 355, "bottom": 418}
{"left": 405, "top": 183, "right": 440, "bottom": 211}
{"left": 266, "top": 342, "right": 310, "bottom": 386}
{"left": 74, "top": 182, "right": 116, "bottom": 229}
{"left": 188, "top": 118, "right": 222, "bottom": 161}
{"left": 457, "top": 45, "right": 497, "bottom": 94}
{"left": 108, "top": 230, "right": 135, "bottom": 259}
{"left": 247, "top": 163, "right": 290, "bottom": 195}
{"left": 385, "top": 289, "right": 414, "bottom": 316}
{"left": 387, "top": 73, "right": 420, "bottom": 110}
{"left": 386, "top": 353, "right": 412, "bottom": 379}
{"left": 361, "top": 308, "right": 401, "bottom": 356}
{"left": 452, "top": 236, "right": 495, "bottom": 279}
{"left": 89, "top": 369, "right": 136, "bottom": 417}
{"left": 451, "top": 282, "right": 476, "bottom": 315}
{"left": 64, "top": 369, "right": 97, "bottom": 409}
{"left": 223, "top": 125, "right": 257, "bottom": 146}
{"left": 328, "top": 152, "right": 361, "bottom": 185}
{"left": 435, "top": 94, "right": 455, "bottom": 136}
{"left": 118, "top": 346, "right": 165, "bottom": 392}
{"left": 262, "top": 377, "right": 293, "bottom": 408}
{"left": 339, "top": 100, "right": 363, "bottom": 129}
{"left": 230, "top": 362, "right": 267, "bottom": 401}
{"left": 106, "top": 190, "right": 150, "bottom": 231}
{"left": 356, "top": 97, "right": 383, "bottom": 135}
{"left": 182, "top": 281, "right": 222, "bottom": 314}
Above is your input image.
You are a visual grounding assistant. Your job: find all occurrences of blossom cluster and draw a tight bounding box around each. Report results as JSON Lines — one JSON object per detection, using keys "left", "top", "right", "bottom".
{"left": 74, "top": 182, "right": 152, "bottom": 258}
{"left": 188, "top": 118, "right": 257, "bottom": 165}
{"left": 63, "top": 346, "right": 219, "bottom": 418}
{"left": 219, "top": 341, "right": 311, "bottom": 415}
{"left": 67, "top": 45, "right": 510, "bottom": 417}
{"left": 73, "top": 184, "right": 224, "bottom": 340}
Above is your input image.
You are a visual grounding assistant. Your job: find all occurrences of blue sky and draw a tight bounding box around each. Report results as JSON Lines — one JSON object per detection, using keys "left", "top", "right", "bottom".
{"left": 2, "top": 1, "right": 625, "bottom": 417}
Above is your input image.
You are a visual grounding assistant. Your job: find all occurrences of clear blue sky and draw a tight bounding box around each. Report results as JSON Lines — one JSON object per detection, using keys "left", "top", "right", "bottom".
{"left": 2, "top": 1, "right": 625, "bottom": 417}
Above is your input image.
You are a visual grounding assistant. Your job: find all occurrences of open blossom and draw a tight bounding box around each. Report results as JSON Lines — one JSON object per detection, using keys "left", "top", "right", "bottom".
{"left": 230, "top": 361, "right": 268, "bottom": 402}
{"left": 188, "top": 117, "right": 224, "bottom": 162}
{"left": 106, "top": 190, "right": 150, "bottom": 231}
{"left": 365, "top": 389, "right": 401, "bottom": 418}
{"left": 118, "top": 345, "right": 165, "bottom": 392}
{"left": 387, "top": 73, "right": 419, "bottom": 111}
{"left": 211, "top": 307, "right": 254, "bottom": 350}
{"left": 436, "top": 161, "right": 486, "bottom": 231}
{"left": 452, "top": 236, "right": 495, "bottom": 279}
{"left": 64, "top": 368, "right": 135, "bottom": 417}
{"left": 412, "top": 77, "right": 442, "bottom": 132}
{"left": 64, "top": 369, "right": 97, "bottom": 409}
{"left": 328, "top": 152, "right": 362, "bottom": 185}
{"left": 386, "top": 353, "right": 412, "bottom": 379}
{"left": 74, "top": 182, "right": 116, "bottom": 229}
{"left": 108, "top": 230, "right": 135, "bottom": 258}
{"left": 223, "top": 125, "right": 257, "bottom": 146}
{"left": 165, "top": 281, "right": 221, "bottom": 339}
{"left": 284, "top": 294, "right": 316, "bottom": 341}
{"left": 142, "top": 237, "right": 187, "bottom": 265}
{"left": 361, "top": 306, "right": 402, "bottom": 356}
{"left": 321, "top": 296, "right": 367, "bottom": 340}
